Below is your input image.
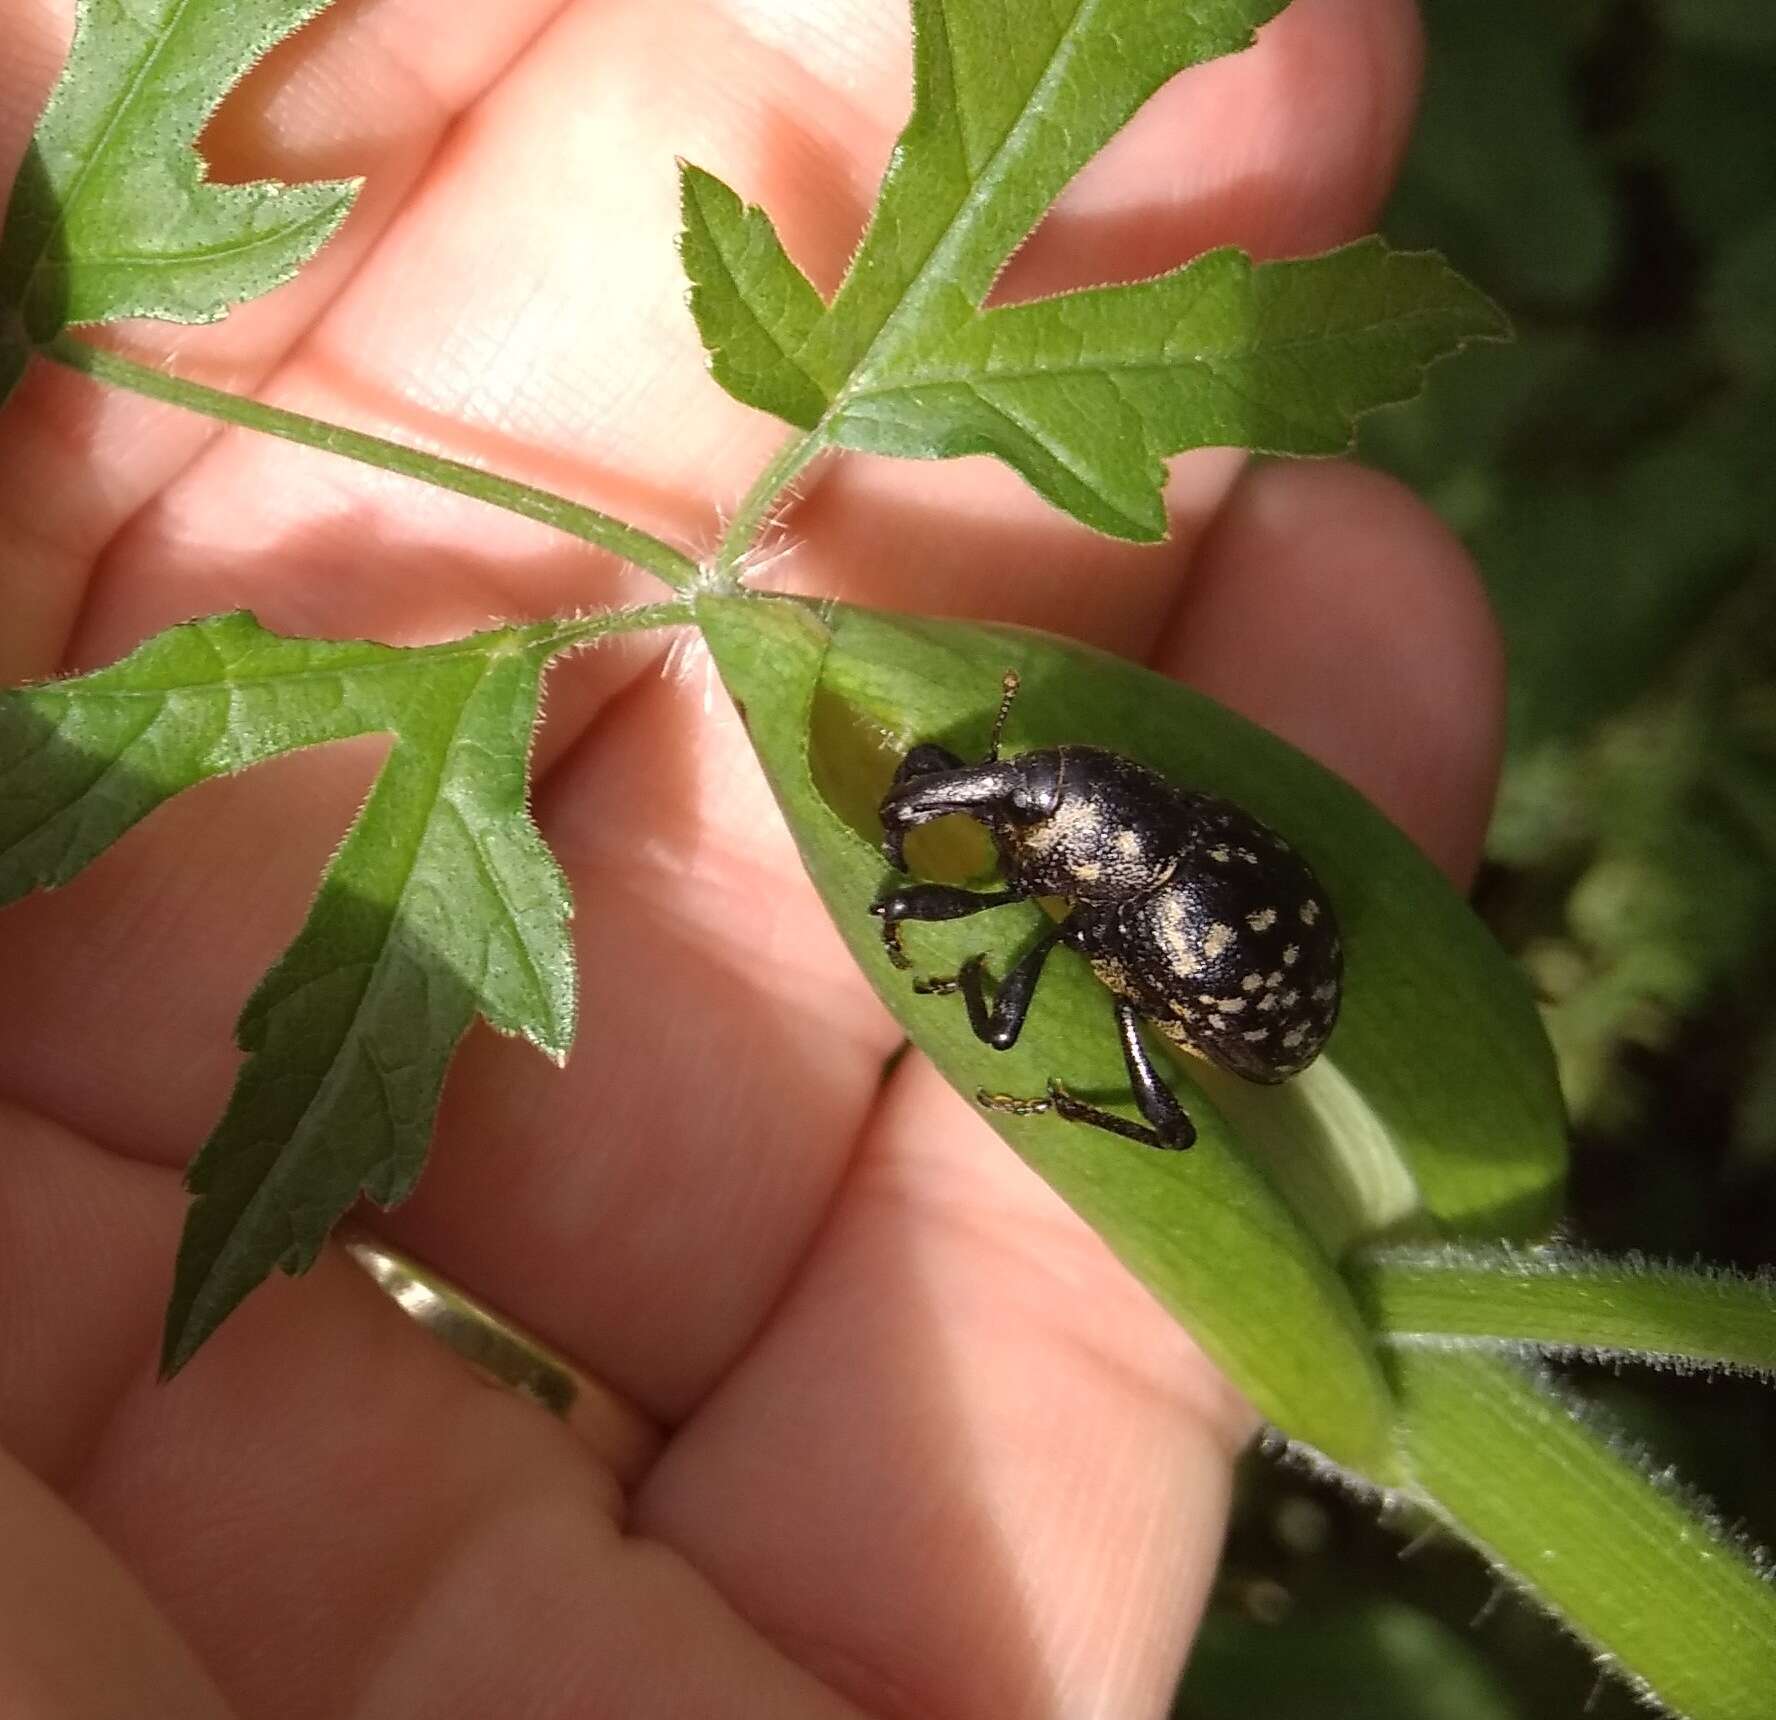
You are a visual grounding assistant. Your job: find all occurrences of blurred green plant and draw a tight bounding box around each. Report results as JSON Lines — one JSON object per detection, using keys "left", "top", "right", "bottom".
{"left": 1363, "top": 0, "right": 1776, "bottom": 1148}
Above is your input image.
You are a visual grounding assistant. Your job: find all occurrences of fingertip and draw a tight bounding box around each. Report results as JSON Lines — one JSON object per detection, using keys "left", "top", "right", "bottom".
{"left": 1159, "top": 458, "right": 1505, "bottom": 885}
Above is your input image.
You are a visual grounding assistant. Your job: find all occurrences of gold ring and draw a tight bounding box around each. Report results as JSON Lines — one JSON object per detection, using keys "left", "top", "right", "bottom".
{"left": 340, "top": 1227, "right": 663, "bottom": 1486}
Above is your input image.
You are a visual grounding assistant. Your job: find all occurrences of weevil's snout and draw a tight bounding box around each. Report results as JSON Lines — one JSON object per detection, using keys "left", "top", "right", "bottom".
{"left": 878, "top": 761, "right": 1021, "bottom": 869}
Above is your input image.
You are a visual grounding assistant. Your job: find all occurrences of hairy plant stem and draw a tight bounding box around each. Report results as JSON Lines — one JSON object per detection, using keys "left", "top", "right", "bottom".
{"left": 531, "top": 599, "right": 695, "bottom": 652}
{"left": 711, "top": 427, "right": 825, "bottom": 583}
{"left": 44, "top": 334, "right": 701, "bottom": 593}
{"left": 1354, "top": 1244, "right": 1776, "bottom": 1377}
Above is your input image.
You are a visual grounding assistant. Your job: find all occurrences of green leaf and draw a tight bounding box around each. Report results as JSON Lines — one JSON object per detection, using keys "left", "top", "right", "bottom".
{"left": 0, "top": 606, "right": 686, "bottom": 1372}
{"left": 682, "top": 1, "right": 1505, "bottom": 541}
{"left": 0, "top": 0, "right": 360, "bottom": 347}
{"left": 823, "top": 241, "right": 1508, "bottom": 542}
{"left": 678, "top": 163, "right": 828, "bottom": 428}
{"left": 698, "top": 591, "right": 1567, "bottom": 1472}
{"left": 1356, "top": 1245, "right": 1776, "bottom": 1380}
{"left": 1393, "top": 1351, "right": 1776, "bottom": 1720}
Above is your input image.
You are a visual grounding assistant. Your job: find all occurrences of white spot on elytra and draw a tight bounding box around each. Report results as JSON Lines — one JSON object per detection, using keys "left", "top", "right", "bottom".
{"left": 1300, "top": 900, "right": 1321, "bottom": 926}
{"left": 1154, "top": 895, "right": 1201, "bottom": 975}
{"left": 1241, "top": 972, "right": 1264, "bottom": 992}
{"left": 1282, "top": 944, "right": 1300, "bottom": 966}
{"left": 1242, "top": 1028, "right": 1270, "bottom": 1043}
{"left": 1246, "top": 907, "right": 1278, "bottom": 932}
{"left": 1202, "top": 923, "right": 1235, "bottom": 961}
{"left": 1282, "top": 1026, "right": 1307, "bottom": 1049}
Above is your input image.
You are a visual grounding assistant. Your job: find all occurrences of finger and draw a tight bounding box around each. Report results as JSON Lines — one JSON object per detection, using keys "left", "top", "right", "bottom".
{"left": 0, "top": 1106, "right": 857, "bottom": 1720}
{"left": 635, "top": 1056, "right": 1251, "bottom": 1720}
{"left": 0, "top": 1450, "right": 237, "bottom": 1720}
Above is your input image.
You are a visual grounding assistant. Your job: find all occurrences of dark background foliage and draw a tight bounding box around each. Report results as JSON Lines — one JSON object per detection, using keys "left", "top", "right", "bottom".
{"left": 1177, "top": 3, "right": 1776, "bottom": 1713}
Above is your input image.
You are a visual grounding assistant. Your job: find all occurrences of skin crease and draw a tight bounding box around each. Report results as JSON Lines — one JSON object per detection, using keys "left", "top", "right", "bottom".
{"left": 0, "top": 2, "right": 1506, "bottom": 1717}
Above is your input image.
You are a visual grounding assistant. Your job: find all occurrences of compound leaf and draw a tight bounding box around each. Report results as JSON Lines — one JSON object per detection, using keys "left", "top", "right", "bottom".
{"left": 0, "top": 612, "right": 581, "bottom": 1373}
{"left": 0, "top": 0, "right": 359, "bottom": 356}
{"left": 680, "top": 1, "right": 1505, "bottom": 540}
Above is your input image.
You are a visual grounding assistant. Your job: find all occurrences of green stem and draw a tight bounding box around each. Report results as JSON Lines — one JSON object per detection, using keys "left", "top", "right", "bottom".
{"left": 1355, "top": 1244, "right": 1776, "bottom": 1377}
{"left": 1394, "top": 1350, "right": 1776, "bottom": 1720}
{"left": 524, "top": 599, "right": 695, "bottom": 654}
{"left": 712, "top": 427, "right": 825, "bottom": 582}
{"left": 44, "top": 334, "right": 701, "bottom": 594}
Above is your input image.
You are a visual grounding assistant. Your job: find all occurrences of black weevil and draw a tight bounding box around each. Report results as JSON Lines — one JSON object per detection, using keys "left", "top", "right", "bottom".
{"left": 871, "top": 672, "right": 1342, "bottom": 1151}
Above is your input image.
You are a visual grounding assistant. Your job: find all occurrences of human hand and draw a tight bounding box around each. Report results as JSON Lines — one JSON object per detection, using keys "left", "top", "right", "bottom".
{"left": 0, "top": 1, "right": 1500, "bottom": 1714}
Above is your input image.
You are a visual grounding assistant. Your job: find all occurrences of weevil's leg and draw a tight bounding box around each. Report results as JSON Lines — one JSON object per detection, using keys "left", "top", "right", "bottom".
{"left": 940, "top": 914, "right": 1068, "bottom": 1050}
{"left": 1109, "top": 998, "right": 1197, "bottom": 1149}
{"left": 976, "top": 1080, "right": 1164, "bottom": 1149}
{"left": 870, "top": 882, "right": 1027, "bottom": 969}
{"left": 976, "top": 999, "right": 1196, "bottom": 1151}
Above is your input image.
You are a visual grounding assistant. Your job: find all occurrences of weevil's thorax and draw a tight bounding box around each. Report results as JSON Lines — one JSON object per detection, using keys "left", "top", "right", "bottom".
{"left": 997, "top": 746, "right": 1190, "bottom": 903}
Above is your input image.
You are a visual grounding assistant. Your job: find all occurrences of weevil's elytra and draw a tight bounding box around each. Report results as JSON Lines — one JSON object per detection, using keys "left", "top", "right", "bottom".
{"left": 869, "top": 671, "right": 1342, "bottom": 1153}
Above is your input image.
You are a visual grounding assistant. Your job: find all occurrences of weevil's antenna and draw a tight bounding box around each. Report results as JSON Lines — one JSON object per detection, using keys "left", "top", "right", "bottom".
{"left": 987, "top": 669, "right": 1021, "bottom": 760}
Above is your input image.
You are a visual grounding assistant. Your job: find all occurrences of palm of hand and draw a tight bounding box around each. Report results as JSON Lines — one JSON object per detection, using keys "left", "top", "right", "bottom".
{"left": 0, "top": 2, "right": 1498, "bottom": 1715}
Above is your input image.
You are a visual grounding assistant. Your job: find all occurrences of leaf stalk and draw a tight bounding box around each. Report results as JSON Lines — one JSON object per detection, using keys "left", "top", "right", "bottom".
{"left": 43, "top": 334, "right": 701, "bottom": 593}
